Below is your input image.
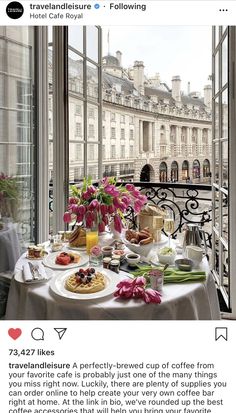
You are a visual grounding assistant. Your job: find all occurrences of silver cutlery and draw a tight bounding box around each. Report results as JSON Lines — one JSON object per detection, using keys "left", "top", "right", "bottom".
{"left": 28, "top": 262, "right": 39, "bottom": 280}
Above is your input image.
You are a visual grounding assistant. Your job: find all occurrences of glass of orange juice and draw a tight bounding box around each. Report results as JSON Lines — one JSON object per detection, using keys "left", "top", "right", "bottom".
{"left": 86, "top": 229, "right": 99, "bottom": 255}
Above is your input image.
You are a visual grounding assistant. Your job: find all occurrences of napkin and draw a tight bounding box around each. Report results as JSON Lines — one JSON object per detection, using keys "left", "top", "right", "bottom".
{"left": 23, "top": 262, "right": 48, "bottom": 283}
{"left": 164, "top": 269, "right": 206, "bottom": 284}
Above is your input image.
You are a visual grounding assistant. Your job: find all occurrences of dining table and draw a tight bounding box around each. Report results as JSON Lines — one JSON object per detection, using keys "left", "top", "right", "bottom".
{"left": 5, "top": 236, "right": 221, "bottom": 320}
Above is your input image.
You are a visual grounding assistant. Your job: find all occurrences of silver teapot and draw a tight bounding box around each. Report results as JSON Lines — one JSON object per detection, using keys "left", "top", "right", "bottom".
{"left": 182, "top": 224, "right": 207, "bottom": 256}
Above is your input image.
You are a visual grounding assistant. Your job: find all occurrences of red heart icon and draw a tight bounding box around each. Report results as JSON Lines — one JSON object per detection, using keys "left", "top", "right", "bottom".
{"left": 8, "top": 328, "right": 22, "bottom": 340}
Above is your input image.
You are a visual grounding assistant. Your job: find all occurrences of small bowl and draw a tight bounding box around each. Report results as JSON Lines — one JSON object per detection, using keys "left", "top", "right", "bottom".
{"left": 102, "top": 246, "right": 114, "bottom": 257}
{"left": 113, "top": 249, "right": 126, "bottom": 261}
{"left": 157, "top": 248, "right": 176, "bottom": 265}
{"left": 175, "top": 258, "right": 193, "bottom": 272}
{"left": 125, "top": 253, "right": 140, "bottom": 267}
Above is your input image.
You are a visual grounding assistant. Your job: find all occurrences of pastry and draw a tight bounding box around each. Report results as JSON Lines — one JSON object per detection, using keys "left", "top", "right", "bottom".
{"left": 69, "top": 226, "right": 86, "bottom": 248}
{"left": 65, "top": 268, "right": 106, "bottom": 294}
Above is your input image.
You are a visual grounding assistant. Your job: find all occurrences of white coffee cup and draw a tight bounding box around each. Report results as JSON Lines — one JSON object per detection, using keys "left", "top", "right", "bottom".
{"left": 186, "top": 245, "right": 203, "bottom": 265}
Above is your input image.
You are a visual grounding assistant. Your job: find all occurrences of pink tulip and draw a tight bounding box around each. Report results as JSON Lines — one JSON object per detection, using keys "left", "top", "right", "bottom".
{"left": 131, "top": 189, "right": 141, "bottom": 198}
{"left": 82, "top": 191, "right": 91, "bottom": 201}
{"left": 138, "top": 194, "right": 147, "bottom": 204}
{"left": 103, "top": 215, "right": 108, "bottom": 226}
{"left": 113, "top": 197, "right": 121, "bottom": 209}
{"left": 71, "top": 204, "right": 80, "bottom": 214}
{"left": 63, "top": 212, "right": 72, "bottom": 223}
{"left": 69, "top": 197, "right": 78, "bottom": 204}
{"left": 87, "top": 186, "right": 96, "bottom": 195}
{"left": 104, "top": 184, "right": 120, "bottom": 197}
{"left": 114, "top": 214, "right": 122, "bottom": 233}
{"left": 121, "top": 195, "right": 130, "bottom": 207}
{"left": 134, "top": 199, "right": 143, "bottom": 213}
{"left": 125, "top": 183, "right": 135, "bottom": 192}
{"left": 89, "top": 199, "right": 99, "bottom": 210}
{"left": 77, "top": 214, "right": 84, "bottom": 223}
{"left": 108, "top": 204, "right": 115, "bottom": 214}
{"left": 85, "top": 211, "right": 94, "bottom": 228}
{"left": 78, "top": 205, "right": 86, "bottom": 216}
{"left": 143, "top": 289, "right": 162, "bottom": 304}
{"left": 100, "top": 204, "right": 108, "bottom": 215}
{"left": 98, "top": 221, "right": 105, "bottom": 233}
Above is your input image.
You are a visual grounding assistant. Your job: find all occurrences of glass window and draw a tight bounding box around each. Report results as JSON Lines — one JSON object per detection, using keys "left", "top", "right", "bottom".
{"left": 111, "top": 145, "right": 116, "bottom": 158}
{"left": 68, "top": 26, "right": 83, "bottom": 53}
{"left": 111, "top": 127, "right": 116, "bottom": 138}
{"left": 86, "top": 26, "right": 98, "bottom": 62}
{"left": 68, "top": 26, "right": 102, "bottom": 182}
{"left": 130, "top": 129, "right": 134, "bottom": 140}
{"left": 111, "top": 113, "right": 116, "bottom": 121}
{"left": 222, "top": 35, "right": 228, "bottom": 87}
{"left": 121, "top": 145, "right": 125, "bottom": 159}
{"left": 121, "top": 129, "right": 125, "bottom": 139}
{"left": 0, "top": 27, "right": 35, "bottom": 244}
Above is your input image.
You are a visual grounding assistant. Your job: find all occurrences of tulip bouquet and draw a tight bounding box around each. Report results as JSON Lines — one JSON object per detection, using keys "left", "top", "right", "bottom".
{"left": 114, "top": 277, "right": 162, "bottom": 304}
{"left": 63, "top": 177, "right": 147, "bottom": 233}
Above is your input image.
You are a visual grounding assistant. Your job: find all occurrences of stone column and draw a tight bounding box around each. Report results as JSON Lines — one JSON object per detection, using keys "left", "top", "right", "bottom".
{"left": 139, "top": 120, "right": 143, "bottom": 152}
{"left": 176, "top": 126, "right": 181, "bottom": 155}
{"left": 148, "top": 122, "right": 153, "bottom": 152}
{"left": 187, "top": 127, "right": 192, "bottom": 155}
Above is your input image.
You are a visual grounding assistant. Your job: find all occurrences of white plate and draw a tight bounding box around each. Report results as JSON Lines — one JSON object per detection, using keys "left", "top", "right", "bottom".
{"left": 66, "top": 245, "right": 86, "bottom": 252}
{"left": 14, "top": 267, "right": 54, "bottom": 284}
{"left": 43, "top": 251, "right": 88, "bottom": 270}
{"left": 50, "top": 267, "right": 121, "bottom": 300}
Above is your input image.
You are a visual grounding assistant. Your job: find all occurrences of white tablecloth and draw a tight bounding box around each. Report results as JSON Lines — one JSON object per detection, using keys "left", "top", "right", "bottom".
{"left": 5, "top": 250, "right": 220, "bottom": 320}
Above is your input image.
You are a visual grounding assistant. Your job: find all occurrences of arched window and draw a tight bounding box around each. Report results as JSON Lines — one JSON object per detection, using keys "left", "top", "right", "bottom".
{"left": 140, "top": 164, "right": 155, "bottom": 182}
{"left": 159, "top": 162, "right": 168, "bottom": 182}
{"left": 182, "top": 160, "right": 189, "bottom": 181}
{"left": 171, "top": 161, "right": 178, "bottom": 182}
{"left": 193, "top": 159, "right": 201, "bottom": 179}
{"left": 203, "top": 159, "right": 211, "bottom": 177}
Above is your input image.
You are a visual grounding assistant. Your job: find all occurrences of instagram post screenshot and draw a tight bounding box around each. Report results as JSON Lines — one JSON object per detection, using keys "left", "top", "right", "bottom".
{"left": 0, "top": 1, "right": 235, "bottom": 413}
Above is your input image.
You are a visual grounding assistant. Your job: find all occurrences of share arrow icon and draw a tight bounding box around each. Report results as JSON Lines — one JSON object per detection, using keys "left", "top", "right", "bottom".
{"left": 54, "top": 328, "right": 67, "bottom": 340}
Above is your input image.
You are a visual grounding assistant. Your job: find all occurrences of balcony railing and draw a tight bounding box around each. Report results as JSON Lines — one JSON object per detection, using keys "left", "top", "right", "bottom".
{"left": 49, "top": 182, "right": 213, "bottom": 248}
{"left": 119, "top": 169, "right": 135, "bottom": 176}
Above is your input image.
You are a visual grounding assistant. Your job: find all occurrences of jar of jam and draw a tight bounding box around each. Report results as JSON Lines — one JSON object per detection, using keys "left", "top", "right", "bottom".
{"left": 109, "top": 259, "right": 120, "bottom": 273}
{"left": 103, "top": 257, "right": 111, "bottom": 269}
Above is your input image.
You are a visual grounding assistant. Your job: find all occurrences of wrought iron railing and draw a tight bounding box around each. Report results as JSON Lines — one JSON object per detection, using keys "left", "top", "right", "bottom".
{"left": 49, "top": 181, "right": 213, "bottom": 247}
{"left": 121, "top": 182, "right": 213, "bottom": 248}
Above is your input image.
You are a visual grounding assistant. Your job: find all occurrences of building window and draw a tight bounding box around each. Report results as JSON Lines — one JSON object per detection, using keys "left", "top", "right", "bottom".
{"left": 130, "top": 129, "right": 134, "bottom": 140}
{"left": 75, "top": 144, "right": 82, "bottom": 161}
{"left": 89, "top": 144, "right": 95, "bottom": 160}
{"left": 102, "top": 110, "right": 106, "bottom": 120}
{"left": 129, "top": 116, "right": 133, "bottom": 123}
{"left": 88, "top": 124, "right": 94, "bottom": 138}
{"left": 130, "top": 146, "right": 134, "bottom": 157}
{"left": 111, "top": 113, "right": 116, "bottom": 121}
{"left": 121, "top": 145, "right": 125, "bottom": 159}
{"left": 111, "top": 145, "right": 116, "bottom": 158}
{"left": 88, "top": 107, "right": 94, "bottom": 118}
{"left": 102, "top": 126, "right": 105, "bottom": 139}
{"left": 102, "top": 145, "right": 106, "bottom": 159}
{"left": 75, "top": 122, "right": 82, "bottom": 137}
{"left": 121, "top": 115, "right": 125, "bottom": 123}
{"left": 75, "top": 104, "right": 81, "bottom": 115}
{"left": 121, "top": 128, "right": 125, "bottom": 139}
{"left": 111, "top": 127, "right": 116, "bottom": 138}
